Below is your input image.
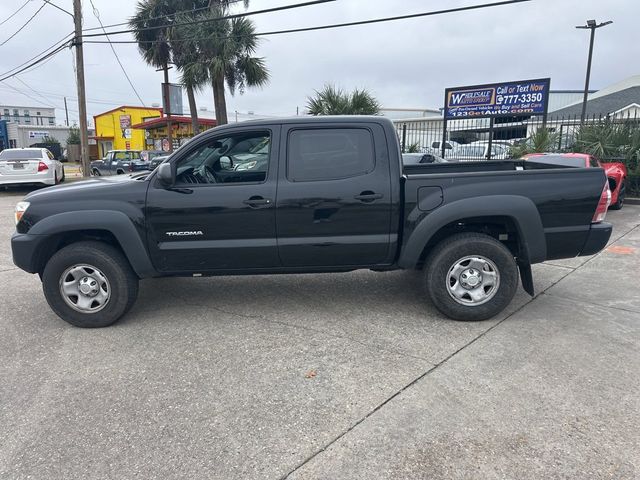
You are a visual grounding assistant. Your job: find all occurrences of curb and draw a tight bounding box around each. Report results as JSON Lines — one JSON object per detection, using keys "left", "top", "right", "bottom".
{"left": 626, "top": 198, "right": 640, "bottom": 205}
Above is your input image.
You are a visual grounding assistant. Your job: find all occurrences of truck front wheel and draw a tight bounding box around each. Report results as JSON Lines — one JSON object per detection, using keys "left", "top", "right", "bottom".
{"left": 424, "top": 233, "right": 518, "bottom": 321}
{"left": 42, "top": 241, "right": 139, "bottom": 328}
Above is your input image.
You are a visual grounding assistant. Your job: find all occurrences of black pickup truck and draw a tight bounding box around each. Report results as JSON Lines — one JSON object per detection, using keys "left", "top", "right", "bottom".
{"left": 11, "top": 117, "right": 612, "bottom": 328}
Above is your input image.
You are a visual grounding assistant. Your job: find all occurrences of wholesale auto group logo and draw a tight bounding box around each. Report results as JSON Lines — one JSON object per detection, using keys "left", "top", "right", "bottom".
{"left": 447, "top": 88, "right": 496, "bottom": 108}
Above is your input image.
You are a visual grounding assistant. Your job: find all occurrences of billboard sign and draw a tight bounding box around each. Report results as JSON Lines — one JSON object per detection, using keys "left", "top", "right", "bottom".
{"left": 444, "top": 78, "right": 550, "bottom": 119}
{"left": 162, "top": 83, "right": 184, "bottom": 116}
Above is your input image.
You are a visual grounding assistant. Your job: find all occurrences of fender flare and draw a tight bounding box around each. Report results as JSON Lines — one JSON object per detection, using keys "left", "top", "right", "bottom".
{"left": 397, "top": 195, "right": 546, "bottom": 269}
{"left": 29, "top": 210, "right": 157, "bottom": 278}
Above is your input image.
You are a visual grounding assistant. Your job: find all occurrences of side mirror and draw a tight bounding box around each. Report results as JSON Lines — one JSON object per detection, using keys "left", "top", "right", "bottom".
{"left": 157, "top": 162, "right": 174, "bottom": 187}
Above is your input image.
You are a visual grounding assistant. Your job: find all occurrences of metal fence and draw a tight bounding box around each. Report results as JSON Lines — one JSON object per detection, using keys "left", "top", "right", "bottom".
{"left": 393, "top": 110, "right": 640, "bottom": 164}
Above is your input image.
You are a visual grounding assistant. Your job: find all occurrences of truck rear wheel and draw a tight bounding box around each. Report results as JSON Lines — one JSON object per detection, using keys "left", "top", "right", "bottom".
{"left": 42, "top": 241, "right": 139, "bottom": 328}
{"left": 424, "top": 233, "right": 518, "bottom": 321}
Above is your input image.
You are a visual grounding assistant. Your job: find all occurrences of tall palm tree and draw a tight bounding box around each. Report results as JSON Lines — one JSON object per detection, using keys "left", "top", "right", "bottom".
{"left": 131, "top": 1, "right": 243, "bottom": 133}
{"left": 182, "top": 6, "right": 269, "bottom": 125}
{"left": 132, "top": 0, "right": 264, "bottom": 129}
{"left": 307, "top": 85, "right": 381, "bottom": 115}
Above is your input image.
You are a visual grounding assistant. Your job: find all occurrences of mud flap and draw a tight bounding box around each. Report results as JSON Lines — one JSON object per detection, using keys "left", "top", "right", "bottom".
{"left": 518, "top": 262, "right": 535, "bottom": 297}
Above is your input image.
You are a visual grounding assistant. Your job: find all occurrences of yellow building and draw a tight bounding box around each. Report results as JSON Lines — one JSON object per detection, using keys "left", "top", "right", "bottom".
{"left": 93, "top": 106, "right": 162, "bottom": 158}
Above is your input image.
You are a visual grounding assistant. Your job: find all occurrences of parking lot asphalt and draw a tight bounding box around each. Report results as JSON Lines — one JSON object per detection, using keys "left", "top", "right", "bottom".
{"left": 0, "top": 187, "right": 639, "bottom": 479}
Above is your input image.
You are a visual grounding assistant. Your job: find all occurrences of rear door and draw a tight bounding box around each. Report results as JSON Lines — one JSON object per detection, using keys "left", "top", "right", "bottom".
{"left": 276, "top": 122, "right": 393, "bottom": 267}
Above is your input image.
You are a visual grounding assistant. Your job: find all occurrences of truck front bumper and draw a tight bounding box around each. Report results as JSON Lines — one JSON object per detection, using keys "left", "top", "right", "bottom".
{"left": 580, "top": 222, "right": 613, "bottom": 256}
{"left": 11, "top": 232, "right": 53, "bottom": 274}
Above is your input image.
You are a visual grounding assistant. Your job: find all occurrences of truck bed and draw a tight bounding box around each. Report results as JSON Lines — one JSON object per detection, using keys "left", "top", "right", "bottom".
{"left": 401, "top": 159, "right": 608, "bottom": 262}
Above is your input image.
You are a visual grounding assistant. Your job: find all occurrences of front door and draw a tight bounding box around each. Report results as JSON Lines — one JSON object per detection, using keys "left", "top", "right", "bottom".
{"left": 146, "top": 127, "right": 280, "bottom": 273}
{"left": 276, "top": 123, "right": 393, "bottom": 267}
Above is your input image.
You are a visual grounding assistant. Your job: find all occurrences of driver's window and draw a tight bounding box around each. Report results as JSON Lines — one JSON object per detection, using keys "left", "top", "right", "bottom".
{"left": 175, "top": 130, "right": 271, "bottom": 185}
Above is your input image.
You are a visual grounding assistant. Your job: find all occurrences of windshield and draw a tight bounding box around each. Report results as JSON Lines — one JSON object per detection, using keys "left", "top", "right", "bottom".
{"left": 0, "top": 149, "right": 42, "bottom": 160}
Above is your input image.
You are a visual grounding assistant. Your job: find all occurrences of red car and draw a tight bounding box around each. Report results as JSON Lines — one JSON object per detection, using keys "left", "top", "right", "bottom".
{"left": 523, "top": 153, "right": 627, "bottom": 210}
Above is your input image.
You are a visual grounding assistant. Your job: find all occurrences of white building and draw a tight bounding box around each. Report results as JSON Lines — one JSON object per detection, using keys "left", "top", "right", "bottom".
{"left": 0, "top": 104, "right": 56, "bottom": 127}
{"left": 6, "top": 124, "right": 71, "bottom": 149}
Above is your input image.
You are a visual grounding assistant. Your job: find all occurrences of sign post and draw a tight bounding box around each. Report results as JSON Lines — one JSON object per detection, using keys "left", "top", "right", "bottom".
{"left": 442, "top": 78, "right": 551, "bottom": 159}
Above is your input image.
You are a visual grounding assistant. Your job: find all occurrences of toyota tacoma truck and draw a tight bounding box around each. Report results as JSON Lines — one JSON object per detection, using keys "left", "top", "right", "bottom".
{"left": 11, "top": 117, "right": 612, "bottom": 328}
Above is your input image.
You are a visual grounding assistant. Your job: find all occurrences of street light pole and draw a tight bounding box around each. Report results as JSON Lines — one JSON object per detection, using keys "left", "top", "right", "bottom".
{"left": 576, "top": 19, "right": 612, "bottom": 124}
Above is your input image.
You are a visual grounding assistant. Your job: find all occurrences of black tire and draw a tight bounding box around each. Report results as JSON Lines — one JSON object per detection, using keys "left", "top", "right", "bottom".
{"left": 116, "top": 169, "right": 125, "bottom": 175}
{"left": 424, "top": 233, "right": 518, "bottom": 321}
{"left": 610, "top": 187, "right": 624, "bottom": 210}
{"left": 54, "top": 172, "right": 59, "bottom": 185}
{"left": 60, "top": 168, "right": 66, "bottom": 183}
{"left": 92, "top": 168, "right": 101, "bottom": 176}
{"left": 42, "top": 241, "right": 139, "bottom": 328}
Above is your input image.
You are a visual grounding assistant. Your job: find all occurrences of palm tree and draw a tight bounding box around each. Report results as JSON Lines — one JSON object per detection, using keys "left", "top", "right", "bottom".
{"left": 130, "top": 1, "right": 247, "bottom": 132}
{"left": 181, "top": 6, "right": 269, "bottom": 125}
{"left": 306, "top": 85, "right": 381, "bottom": 115}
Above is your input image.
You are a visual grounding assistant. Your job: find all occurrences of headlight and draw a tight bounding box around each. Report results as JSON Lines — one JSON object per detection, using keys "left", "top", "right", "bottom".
{"left": 15, "top": 201, "right": 30, "bottom": 225}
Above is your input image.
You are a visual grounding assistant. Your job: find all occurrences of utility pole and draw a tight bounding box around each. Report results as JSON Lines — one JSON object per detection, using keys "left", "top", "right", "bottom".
{"left": 162, "top": 65, "right": 173, "bottom": 153}
{"left": 73, "top": 0, "right": 90, "bottom": 175}
{"left": 576, "top": 19, "right": 612, "bottom": 124}
{"left": 63, "top": 97, "right": 69, "bottom": 126}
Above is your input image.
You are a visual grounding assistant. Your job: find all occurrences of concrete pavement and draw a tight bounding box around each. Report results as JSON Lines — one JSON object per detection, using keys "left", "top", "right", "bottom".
{"left": 0, "top": 189, "right": 638, "bottom": 479}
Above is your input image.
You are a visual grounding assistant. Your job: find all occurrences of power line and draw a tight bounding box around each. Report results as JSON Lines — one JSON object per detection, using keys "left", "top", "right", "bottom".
{"left": 84, "top": 0, "right": 533, "bottom": 44}
{"left": 0, "top": 78, "right": 147, "bottom": 105}
{"left": 80, "top": 0, "right": 336, "bottom": 38}
{"left": 41, "top": 0, "right": 73, "bottom": 17}
{"left": 13, "top": 77, "right": 58, "bottom": 108}
{"left": 82, "top": 0, "right": 248, "bottom": 32}
{"left": 0, "top": 1, "right": 47, "bottom": 47}
{"left": 0, "top": 0, "right": 31, "bottom": 27}
{"left": 87, "top": 0, "right": 146, "bottom": 106}
{"left": 0, "top": 43, "right": 70, "bottom": 82}
{"left": 0, "top": 32, "right": 73, "bottom": 79}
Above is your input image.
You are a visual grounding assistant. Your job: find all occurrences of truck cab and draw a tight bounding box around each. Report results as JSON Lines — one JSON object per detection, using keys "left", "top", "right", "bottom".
{"left": 91, "top": 150, "right": 145, "bottom": 176}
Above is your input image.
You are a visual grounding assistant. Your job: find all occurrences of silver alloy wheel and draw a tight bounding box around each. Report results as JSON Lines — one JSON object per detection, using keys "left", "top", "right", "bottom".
{"left": 59, "top": 264, "right": 111, "bottom": 313}
{"left": 446, "top": 255, "right": 500, "bottom": 306}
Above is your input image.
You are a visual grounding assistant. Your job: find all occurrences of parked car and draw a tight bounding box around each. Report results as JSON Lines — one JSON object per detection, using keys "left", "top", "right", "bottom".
{"left": 91, "top": 150, "right": 146, "bottom": 176}
{"left": 0, "top": 148, "right": 64, "bottom": 187}
{"left": 147, "top": 155, "right": 168, "bottom": 171}
{"left": 454, "top": 142, "right": 510, "bottom": 161}
{"left": 12, "top": 117, "right": 612, "bottom": 328}
{"left": 523, "top": 153, "right": 627, "bottom": 209}
{"left": 402, "top": 153, "right": 447, "bottom": 165}
{"left": 140, "top": 150, "right": 165, "bottom": 163}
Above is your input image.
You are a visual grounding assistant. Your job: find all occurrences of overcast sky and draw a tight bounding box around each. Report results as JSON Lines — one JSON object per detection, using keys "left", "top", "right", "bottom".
{"left": 0, "top": 0, "right": 637, "bottom": 126}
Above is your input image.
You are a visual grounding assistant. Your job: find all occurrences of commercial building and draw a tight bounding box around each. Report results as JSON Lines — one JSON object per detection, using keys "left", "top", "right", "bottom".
{"left": 132, "top": 116, "right": 217, "bottom": 151}
{"left": 93, "top": 106, "right": 162, "bottom": 158}
{"left": 549, "top": 75, "right": 640, "bottom": 118}
{"left": 0, "top": 104, "right": 56, "bottom": 127}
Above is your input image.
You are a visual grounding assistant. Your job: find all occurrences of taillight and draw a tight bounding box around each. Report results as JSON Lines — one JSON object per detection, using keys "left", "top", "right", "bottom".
{"left": 592, "top": 181, "right": 611, "bottom": 223}
{"left": 37, "top": 161, "right": 48, "bottom": 172}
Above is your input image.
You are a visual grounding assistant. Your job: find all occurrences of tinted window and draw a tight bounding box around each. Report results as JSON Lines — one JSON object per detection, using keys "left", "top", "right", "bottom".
{"left": 589, "top": 157, "right": 600, "bottom": 167}
{"left": 288, "top": 128, "right": 374, "bottom": 182}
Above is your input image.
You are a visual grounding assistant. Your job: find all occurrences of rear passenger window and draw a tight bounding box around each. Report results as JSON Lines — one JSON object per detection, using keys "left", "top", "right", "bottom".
{"left": 287, "top": 128, "right": 374, "bottom": 182}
